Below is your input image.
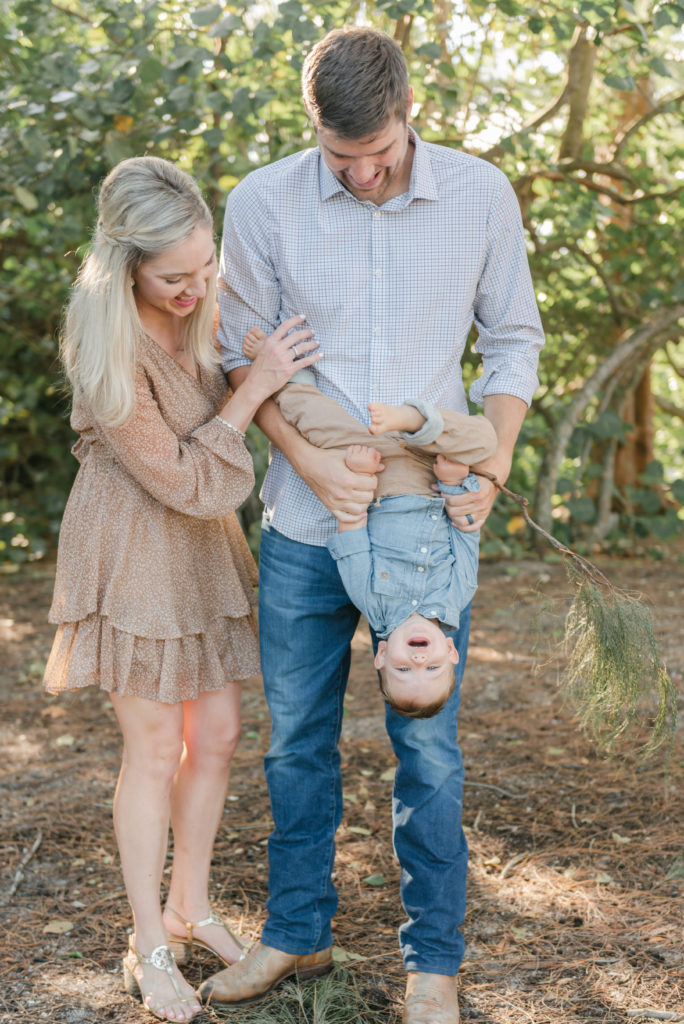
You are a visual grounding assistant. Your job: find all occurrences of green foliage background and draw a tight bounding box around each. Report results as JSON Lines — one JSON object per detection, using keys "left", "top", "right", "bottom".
{"left": 1, "top": 0, "right": 683, "bottom": 563}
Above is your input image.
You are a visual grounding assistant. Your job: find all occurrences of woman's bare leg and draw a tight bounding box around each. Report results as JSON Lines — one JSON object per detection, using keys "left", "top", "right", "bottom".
{"left": 163, "top": 684, "right": 244, "bottom": 964}
{"left": 110, "top": 693, "right": 201, "bottom": 1021}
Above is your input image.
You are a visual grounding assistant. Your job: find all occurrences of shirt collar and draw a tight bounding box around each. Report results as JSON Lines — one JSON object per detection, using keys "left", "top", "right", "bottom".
{"left": 318, "top": 126, "right": 439, "bottom": 205}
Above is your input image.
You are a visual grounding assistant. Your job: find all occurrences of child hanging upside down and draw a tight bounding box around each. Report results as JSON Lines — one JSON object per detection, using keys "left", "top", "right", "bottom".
{"left": 243, "top": 326, "right": 498, "bottom": 718}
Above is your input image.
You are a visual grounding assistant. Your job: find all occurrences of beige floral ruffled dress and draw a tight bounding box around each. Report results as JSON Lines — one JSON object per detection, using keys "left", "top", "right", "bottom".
{"left": 44, "top": 335, "right": 260, "bottom": 704}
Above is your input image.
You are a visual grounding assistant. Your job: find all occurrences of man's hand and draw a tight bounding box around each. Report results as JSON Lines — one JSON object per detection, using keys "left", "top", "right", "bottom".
{"left": 438, "top": 394, "right": 528, "bottom": 533}
{"left": 293, "top": 445, "right": 380, "bottom": 522}
{"left": 439, "top": 461, "right": 504, "bottom": 532}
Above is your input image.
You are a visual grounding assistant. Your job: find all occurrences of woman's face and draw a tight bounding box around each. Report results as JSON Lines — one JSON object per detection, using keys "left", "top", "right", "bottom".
{"left": 133, "top": 224, "right": 216, "bottom": 321}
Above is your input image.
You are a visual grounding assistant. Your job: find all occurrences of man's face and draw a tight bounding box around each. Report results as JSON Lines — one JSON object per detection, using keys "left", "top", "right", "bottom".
{"left": 315, "top": 107, "right": 413, "bottom": 206}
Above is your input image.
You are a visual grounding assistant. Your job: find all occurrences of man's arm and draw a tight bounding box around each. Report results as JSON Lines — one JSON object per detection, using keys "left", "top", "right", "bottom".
{"left": 440, "top": 393, "right": 528, "bottom": 533}
{"left": 228, "top": 366, "right": 378, "bottom": 521}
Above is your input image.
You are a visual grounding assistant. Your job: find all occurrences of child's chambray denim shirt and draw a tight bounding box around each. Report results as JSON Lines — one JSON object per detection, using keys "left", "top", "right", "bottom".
{"left": 326, "top": 476, "right": 480, "bottom": 639}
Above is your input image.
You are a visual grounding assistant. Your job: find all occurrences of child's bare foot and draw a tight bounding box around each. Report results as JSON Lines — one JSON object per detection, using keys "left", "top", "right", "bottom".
{"left": 434, "top": 454, "right": 469, "bottom": 486}
{"left": 242, "top": 326, "right": 267, "bottom": 360}
{"left": 368, "top": 402, "right": 426, "bottom": 435}
{"left": 344, "top": 444, "right": 383, "bottom": 475}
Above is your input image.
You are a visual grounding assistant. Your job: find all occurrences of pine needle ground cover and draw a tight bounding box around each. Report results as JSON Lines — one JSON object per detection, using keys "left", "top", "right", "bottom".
{"left": 1, "top": 557, "right": 682, "bottom": 1024}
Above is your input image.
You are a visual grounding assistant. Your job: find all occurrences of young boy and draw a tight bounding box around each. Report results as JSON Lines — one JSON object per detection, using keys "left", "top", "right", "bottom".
{"left": 243, "top": 328, "right": 498, "bottom": 717}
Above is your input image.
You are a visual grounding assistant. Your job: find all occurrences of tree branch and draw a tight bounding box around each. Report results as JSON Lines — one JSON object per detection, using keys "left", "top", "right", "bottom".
{"left": 613, "top": 92, "right": 684, "bottom": 159}
{"left": 558, "top": 24, "right": 596, "bottom": 160}
{"left": 664, "top": 341, "right": 684, "bottom": 379}
{"left": 654, "top": 395, "right": 684, "bottom": 422}
{"left": 532, "top": 305, "right": 684, "bottom": 534}
{"left": 50, "top": 1, "right": 93, "bottom": 24}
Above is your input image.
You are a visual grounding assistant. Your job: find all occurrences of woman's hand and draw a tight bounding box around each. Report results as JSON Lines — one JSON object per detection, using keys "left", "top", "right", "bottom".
{"left": 243, "top": 315, "right": 320, "bottom": 402}
{"left": 217, "top": 316, "right": 320, "bottom": 435}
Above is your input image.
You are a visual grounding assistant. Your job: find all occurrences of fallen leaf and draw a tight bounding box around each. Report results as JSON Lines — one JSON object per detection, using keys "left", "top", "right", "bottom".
{"left": 332, "top": 945, "right": 366, "bottom": 963}
{"left": 611, "top": 831, "right": 631, "bottom": 844}
{"left": 364, "top": 874, "right": 386, "bottom": 887}
{"left": 596, "top": 872, "right": 613, "bottom": 884}
{"left": 348, "top": 826, "right": 372, "bottom": 836}
{"left": 380, "top": 767, "right": 396, "bottom": 782}
{"left": 43, "top": 920, "right": 73, "bottom": 935}
{"left": 56, "top": 735, "right": 75, "bottom": 747}
{"left": 665, "top": 853, "right": 684, "bottom": 880}
{"left": 41, "top": 706, "right": 66, "bottom": 719}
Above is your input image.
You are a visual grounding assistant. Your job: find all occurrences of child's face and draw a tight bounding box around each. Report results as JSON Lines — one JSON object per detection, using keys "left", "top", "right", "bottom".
{"left": 374, "top": 615, "right": 459, "bottom": 712}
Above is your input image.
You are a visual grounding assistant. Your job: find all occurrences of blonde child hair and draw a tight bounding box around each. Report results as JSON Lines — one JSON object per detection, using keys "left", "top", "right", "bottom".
{"left": 60, "top": 156, "right": 219, "bottom": 426}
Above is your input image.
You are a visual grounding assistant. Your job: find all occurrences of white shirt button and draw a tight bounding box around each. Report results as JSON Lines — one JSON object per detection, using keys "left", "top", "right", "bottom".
{"left": 374, "top": 211, "right": 381, "bottom": 218}
{"left": 431, "top": 515, "right": 438, "bottom": 520}
{"left": 420, "top": 547, "right": 427, "bottom": 553}
{"left": 418, "top": 566, "right": 424, "bottom": 572}
{"left": 411, "top": 600, "right": 418, "bottom": 606}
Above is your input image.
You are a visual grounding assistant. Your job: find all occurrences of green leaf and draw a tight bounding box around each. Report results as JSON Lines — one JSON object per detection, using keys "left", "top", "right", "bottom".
{"left": 363, "top": 874, "right": 386, "bottom": 887}
{"left": 649, "top": 56, "right": 672, "bottom": 78}
{"left": 670, "top": 479, "right": 684, "bottom": 504}
{"left": 637, "top": 460, "right": 664, "bottom": 486}
{"left": 191, "top": 4, "right": 222, "bottom": 27}
{"left": 416, "top": 43, "right": 443, "bottom": 61}
{"left": 566, "top": 496, "right": 596, "bottom": 524}
{"left": 603, "top": 73, "right": 636, "bottom": 91}
{"left": 14, "top": 186, "right": 39, "bottom": 211}
{"left": 209, "top": 12, "right": 243, "bottom": 37}
{"left": 653, "top": 7, "right": 674, "bottom": 29}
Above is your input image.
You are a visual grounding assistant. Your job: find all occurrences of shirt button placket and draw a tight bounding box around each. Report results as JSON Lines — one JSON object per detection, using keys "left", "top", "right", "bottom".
{"left": 370, "top": 208, "right": 384, "bottom": 406}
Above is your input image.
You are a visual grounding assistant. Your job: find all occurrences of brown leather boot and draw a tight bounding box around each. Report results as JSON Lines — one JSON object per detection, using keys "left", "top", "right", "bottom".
{"left": 403, "top": 972, "right": 460, "bottom": 1024}
{"left": 197, "top": 940, "right": 333, "bottom": 1006}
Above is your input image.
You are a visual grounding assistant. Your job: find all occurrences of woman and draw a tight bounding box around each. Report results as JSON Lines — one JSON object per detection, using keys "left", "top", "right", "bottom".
{"left": 43, "top": 156, "right": 319, "bottom": 1022}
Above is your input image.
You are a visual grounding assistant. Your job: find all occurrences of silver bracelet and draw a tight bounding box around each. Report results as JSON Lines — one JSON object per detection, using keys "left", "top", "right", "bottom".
{"left": 214, "top": 415, "right": 246, "bottom": 440}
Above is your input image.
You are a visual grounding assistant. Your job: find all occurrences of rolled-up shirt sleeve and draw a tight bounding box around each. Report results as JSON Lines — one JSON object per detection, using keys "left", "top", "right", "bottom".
{"left": 469, "top": 176, "right": 544, "bottom": 408}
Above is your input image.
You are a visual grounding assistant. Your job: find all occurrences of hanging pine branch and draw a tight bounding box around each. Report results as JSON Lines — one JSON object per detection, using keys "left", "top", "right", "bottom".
{"left": 476, "top": 470, "right": 677, "bottom": 759}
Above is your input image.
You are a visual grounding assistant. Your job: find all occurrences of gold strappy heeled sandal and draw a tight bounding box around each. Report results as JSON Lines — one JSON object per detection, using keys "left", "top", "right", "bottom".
{"left": 122, "top": 937, "right": 201, "bottom": 1021}
{"left": 165, "top": 905, "right": 246, "bottom": 966}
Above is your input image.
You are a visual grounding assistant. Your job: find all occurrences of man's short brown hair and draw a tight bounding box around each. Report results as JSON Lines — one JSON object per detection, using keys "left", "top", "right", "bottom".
{"left": 302, "top": 27, "right": 410, "bottom": 139}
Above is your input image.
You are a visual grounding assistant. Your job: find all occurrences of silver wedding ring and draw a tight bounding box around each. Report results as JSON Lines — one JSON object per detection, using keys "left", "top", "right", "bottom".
{"left": 292, "top": 345, "right": 299, "bottom": 359}
{"left": 465, "top": 513, "right": 474, "bottom": 525}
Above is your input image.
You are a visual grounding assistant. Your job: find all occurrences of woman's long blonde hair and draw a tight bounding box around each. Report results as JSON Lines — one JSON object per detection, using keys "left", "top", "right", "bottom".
{"left": 61, "top": 156, "right": 219, "bottom": 426}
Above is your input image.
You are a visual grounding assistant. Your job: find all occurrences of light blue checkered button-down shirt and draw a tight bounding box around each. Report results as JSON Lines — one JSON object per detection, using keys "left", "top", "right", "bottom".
{"left": 218, "top": 129, "right": 544, "bottom": 547}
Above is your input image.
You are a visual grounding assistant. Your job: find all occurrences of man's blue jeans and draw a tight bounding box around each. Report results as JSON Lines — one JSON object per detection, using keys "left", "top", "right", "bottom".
{"left": 258, "top": 520, "right": 469, "bottom": 974}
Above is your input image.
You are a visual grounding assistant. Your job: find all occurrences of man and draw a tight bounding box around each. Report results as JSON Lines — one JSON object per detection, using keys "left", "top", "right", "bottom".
{"left": 200, "top": 26, "right": 544, "bottom": 1023}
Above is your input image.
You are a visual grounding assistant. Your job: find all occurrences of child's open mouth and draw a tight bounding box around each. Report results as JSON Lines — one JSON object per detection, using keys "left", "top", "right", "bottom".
{"left": 408, "top": 638, "right": 429, "bottom": 647}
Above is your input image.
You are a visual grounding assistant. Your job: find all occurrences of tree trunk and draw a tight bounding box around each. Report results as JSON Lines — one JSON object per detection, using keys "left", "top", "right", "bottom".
{"left": 614, "top": 366, "right": 655, "bottom": 489}
{"left": 532, "top": 306, "right": 684, "bottom": 540}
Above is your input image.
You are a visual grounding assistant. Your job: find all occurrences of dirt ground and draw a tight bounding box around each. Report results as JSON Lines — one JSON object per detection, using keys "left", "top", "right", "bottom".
{"left": 0, "top": 552, "right": 682, "bottom": 1024}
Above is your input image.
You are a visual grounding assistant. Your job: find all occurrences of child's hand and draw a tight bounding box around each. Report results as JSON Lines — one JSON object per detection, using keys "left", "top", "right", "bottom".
{"left": 434, "top": 454, "right": 468, "bottom": 487}
{"left": 242, "top": 326, "right": 267, "bottom": 360}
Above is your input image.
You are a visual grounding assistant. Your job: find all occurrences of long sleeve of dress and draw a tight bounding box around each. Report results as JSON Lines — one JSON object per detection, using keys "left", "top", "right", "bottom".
{"left": 91, "top": 364, "right": 255, "bottom": 520}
